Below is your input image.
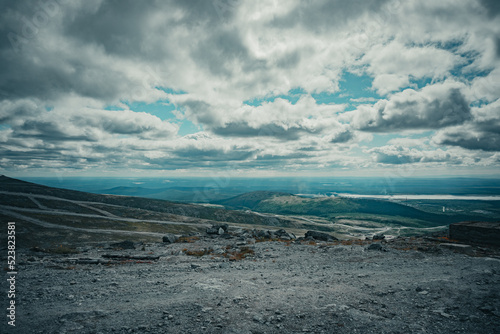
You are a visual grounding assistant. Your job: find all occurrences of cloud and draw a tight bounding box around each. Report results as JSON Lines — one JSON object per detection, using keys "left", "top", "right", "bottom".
{"left": 179, "top": 95, "right": 347, "bottom": 140}
{"left": 0, "top": 99, "right": 41, "bottom": 123}
{"left": 469, "top": 68, "right": 500, "bottom": 102}
{"left": 436, "top": 126, "right": 500, "bottom": 152}
{"left": 349, "top": 81, "right": 471, "bottom": 132}
{"left": 433, "top": 99, "right": 500, "bottom": 151}
{"left": 0, "top": 0, "right": 499, "bottom": 175}
{"left": 361, "top": 41, "right": 461, "bottom": 95}
{"left": 4, "top": 104, "right": 177, "bottom": 142}
{"left": 368, "top": 145, "right": 466, "bottom": 165}
{"left": 269, "top": 0, "right": 391, "bottom": 31}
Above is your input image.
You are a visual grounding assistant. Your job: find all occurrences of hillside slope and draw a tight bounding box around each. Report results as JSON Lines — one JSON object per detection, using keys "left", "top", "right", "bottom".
{"left": 0, "top": 176, "right": 290, "bottom": 227}
{"left": 216, "top": 191, "right": 491, "bottom": 226}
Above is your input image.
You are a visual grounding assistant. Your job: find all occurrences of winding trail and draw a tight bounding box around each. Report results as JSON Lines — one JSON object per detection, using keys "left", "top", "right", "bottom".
{"left": 0, "top": 190, "right": 212, "bottom": 234}
{"left": 0, "top": 204, "right": 210, "bottom": 228}
{"left": 28, "top": 196, "right": 50, "bottom": 210}
{"left": 0, "top": 207, "right": 168, "bottom": 237}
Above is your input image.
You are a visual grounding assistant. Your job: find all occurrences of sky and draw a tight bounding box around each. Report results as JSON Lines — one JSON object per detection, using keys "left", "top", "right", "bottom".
{"left": 0, "top": 0, "right": 500, "bottom": 178}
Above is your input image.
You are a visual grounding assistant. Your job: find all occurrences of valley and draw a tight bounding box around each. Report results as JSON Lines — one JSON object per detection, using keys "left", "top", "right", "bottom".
{"left": 1, "top": 176, "right": 499, "bottom": 249}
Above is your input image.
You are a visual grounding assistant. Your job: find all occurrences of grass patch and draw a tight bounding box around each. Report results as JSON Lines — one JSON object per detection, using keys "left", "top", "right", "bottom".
{"left": 224, "top": 246, "right": 255, "bottom": 261}
{"left": 176, "top": 236, "right": 200, "bottom": 243}
{"left": 185, "top": 248, "right": 214, "bottom": 257}
{"left": 183, "top": 246, "right": 255, "bottom": 261}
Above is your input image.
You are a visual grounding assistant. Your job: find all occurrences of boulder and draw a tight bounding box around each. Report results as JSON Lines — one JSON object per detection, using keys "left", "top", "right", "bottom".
{"left": 449, "top": 221, "right": 500, "bottom": 247}
{"left": 275, "top": 229, "right": 296, "bottom": 240}
{"left": 255, "top": 229, "right": 271, "bottom": 239}
{"left": 162, "top": 234, "right": 179, "bottom": 244}
{"left": 206, "top": 224, "right": 229, "bottom": 235}
{"left": 305, "top": 231, "right": 338, "bottom": 242}
{"left": 373, "top": 233, "right": 385, "bottom": 241}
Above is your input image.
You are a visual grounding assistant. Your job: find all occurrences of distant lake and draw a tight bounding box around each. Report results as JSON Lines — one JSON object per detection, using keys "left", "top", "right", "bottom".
{"left": 334, "top": 194, "right": 500, "bottom": 201}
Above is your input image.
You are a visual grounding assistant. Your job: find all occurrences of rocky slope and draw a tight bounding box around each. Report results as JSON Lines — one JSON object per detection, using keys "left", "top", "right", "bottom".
{"left": 2, "top": 231, "right": 499, "bottom": 334}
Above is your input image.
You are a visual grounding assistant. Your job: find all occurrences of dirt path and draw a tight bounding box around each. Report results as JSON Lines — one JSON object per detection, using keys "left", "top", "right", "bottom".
{"left": 0, "top": 207, "right": 172, "bottom": 238}
{"left": 0, "top": 204, "right": 211, "bottom": 229}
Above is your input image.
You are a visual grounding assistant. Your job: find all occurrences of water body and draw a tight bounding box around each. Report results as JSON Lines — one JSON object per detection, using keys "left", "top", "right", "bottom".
{"left": 335, "top": 194, "right": 500, "bottom": 201}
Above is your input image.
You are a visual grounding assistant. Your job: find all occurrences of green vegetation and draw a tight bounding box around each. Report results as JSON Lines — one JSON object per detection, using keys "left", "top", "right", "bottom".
{"left": 0, "top": 176, "right": 293, "bottom": 228}
{"left": 1, "top": 176, "right": 498, "bottom": 244}
{"left": 215, "top": 191, "right": 499, "bottom": 227}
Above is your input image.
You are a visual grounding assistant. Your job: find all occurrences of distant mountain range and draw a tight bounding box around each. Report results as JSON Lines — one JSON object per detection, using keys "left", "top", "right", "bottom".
{"left": 1, "top": 175, "right": 498, "bottom": 243}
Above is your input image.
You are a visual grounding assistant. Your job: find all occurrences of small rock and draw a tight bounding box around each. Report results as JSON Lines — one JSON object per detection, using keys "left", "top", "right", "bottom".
{"left": 367, "top": 243, "right": 384, "bottom": 251}
{"left": 253, "top": 314, "right": 265, "bottom": 323}
{"left": 478, "top": 305, "right": 495, "bottom": 314}
{"left": 433, "top": 309, "right": 453, "bottom": 318}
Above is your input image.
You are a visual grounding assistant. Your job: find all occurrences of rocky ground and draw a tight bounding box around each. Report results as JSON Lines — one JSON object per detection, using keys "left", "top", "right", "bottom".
{"left": 2, "top": 228, "right": 500, "bottom": 334}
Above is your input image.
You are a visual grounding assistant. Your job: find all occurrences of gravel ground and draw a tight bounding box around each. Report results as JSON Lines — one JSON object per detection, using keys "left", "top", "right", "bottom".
{"left": 3, "top": 236, "right": 500, "bottom": 334}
